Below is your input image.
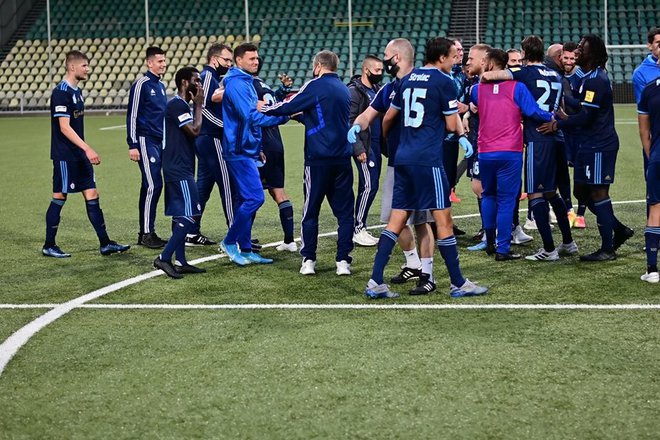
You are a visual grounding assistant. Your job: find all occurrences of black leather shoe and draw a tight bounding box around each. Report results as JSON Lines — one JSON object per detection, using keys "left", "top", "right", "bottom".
{"left": 453, "top": 225, "right": 466, "bottom": 236}
{"left": 141, "top": 232, "right": 166, "bottom": 249}
{"left": 175, "top": 263, "right": 207, "bottom": 274}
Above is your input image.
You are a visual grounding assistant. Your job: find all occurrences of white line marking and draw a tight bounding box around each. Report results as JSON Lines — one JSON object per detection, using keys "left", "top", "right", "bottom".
{"left": 2, "top": 303, "right": 660, "bottom": 310}
{"left": 0, "top": 199, "right": 646, "bottom": 377}
{"left": 99, "top": 124, "right": 127, "bottom": 131}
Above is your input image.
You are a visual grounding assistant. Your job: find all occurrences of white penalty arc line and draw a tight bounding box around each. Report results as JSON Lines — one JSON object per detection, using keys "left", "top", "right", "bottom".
{"left": 1, "top": 303, "right": 660, "bottom": 310}
{"left": 0, "top": 199, "right": 646, "bottom": 377}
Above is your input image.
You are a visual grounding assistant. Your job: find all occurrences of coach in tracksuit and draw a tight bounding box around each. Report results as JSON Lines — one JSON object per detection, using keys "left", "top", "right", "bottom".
{"left": 126, "top": 46, "right": 168, "bottom": 248}
{"left": 220, "top": 43, "right": 289, "bottom": 266}
{"left": 262, "top": 50, "right": 355, "bottom": 276}
{"left": 187, "top": 43, "right": 235, "bottom": 246}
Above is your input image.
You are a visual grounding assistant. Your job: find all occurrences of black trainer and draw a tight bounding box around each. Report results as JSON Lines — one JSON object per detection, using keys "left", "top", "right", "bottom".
{"left": 579, "top": 249, "right": 617, "bottom": 262}
{"left": 613, "top": 226, "right": 634, "bottom": 251}
{"left": 175, "top": 263, "right": 207, "bottom": 274}
{"left": 472, "top": 229, "right": 485, "bottom": 241}
{"left": 140, "top": 232, "right": 166, "bottom": 249}
{"left": 453, "top": 225, "right": 466, "bottom": 236}
{"left": 495, "top": 251, "right": 522, "bottom": 261}
{"left": 154, "top": 257, "right": 183, "bottom": 279}
{"left": 390, "top": 266, "right": 422, "bottom": 284}
{"left": 185, "top": 233, "right": 216, "bottom": 247}
{"left": 251, "top": 239, "right": 262, "bottom": 252}
{"left": 409, "top": 273, "right": 436, "bottom": 295}
{"left": 486, "top": 243, "right": 496, "bottom": 256}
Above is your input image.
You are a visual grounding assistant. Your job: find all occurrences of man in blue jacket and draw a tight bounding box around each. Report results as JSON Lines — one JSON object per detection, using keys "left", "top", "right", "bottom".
{"left": 262, "top": 50, "right": 355, "bottom": 276}
{"left": 220, "top": 43, "right": 289, "bottom": 266}
{"left": 632, "top": 27, "right": 660, "bottom": 104}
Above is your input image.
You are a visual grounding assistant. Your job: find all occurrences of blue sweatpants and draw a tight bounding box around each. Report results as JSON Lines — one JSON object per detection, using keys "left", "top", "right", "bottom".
{"left": 194, "top": 135, "right": 236, "bottom": 233}
{"left": 224, "top": 159, "right": 265, "bottom": 251}
{"left": 301, "top": 162, "right": 355, "bottom": 262}
{"left": 137, "top": 136, "right": 163, "bottom": 234}
{"left": 480, "top": 152, "right": 523, "bottom": 254}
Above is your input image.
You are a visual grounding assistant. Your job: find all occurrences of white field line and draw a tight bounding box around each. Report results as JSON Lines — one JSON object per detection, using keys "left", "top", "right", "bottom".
{"left": 0, "top": 199, "right": 646, "bottom": 377}
{"left": 1, "top": 303, "right": 660, "bottom": 310}
{"left": 99, "top": 124, "right": 127, "bottom": 131}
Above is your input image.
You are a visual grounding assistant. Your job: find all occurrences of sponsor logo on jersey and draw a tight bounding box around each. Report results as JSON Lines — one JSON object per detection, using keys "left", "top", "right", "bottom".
{"left": 150, "top": 89, "right": 156, "bottom": 96}
{"left": 72, "top": 95, "right": 77, "bottom": 104}
{"left": 585, "top": 91, "right": 595, "bottom": 103}
{"left": 178, "top": 113, "right": 192, "bottom": 123}
{"left": 55, "top": 105, "right": 67, "bottom": 112}
{"left": 150, "top": 157, "right": 156, "bottom": 163}
{"left": 448, "top": 99, "right": 458, "bottom": 109}
{"left": 73, "top": 110, "right": 84, "bottom": 118}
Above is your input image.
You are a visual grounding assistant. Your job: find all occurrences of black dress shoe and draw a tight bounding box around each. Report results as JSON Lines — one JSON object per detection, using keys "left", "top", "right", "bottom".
{"left": 495, "top": 251, "right": 522, "bottom": 261}
{"left": 579, "top": 249, "right": 617, "bottom": 262}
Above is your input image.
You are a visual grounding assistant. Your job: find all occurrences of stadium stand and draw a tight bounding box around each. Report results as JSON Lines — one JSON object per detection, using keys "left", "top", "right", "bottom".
{"left": 0, "top": 0, "right": 656, "bottom": 111}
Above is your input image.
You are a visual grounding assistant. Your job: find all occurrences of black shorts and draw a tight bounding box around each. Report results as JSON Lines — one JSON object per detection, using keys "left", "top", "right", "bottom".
{"left": 52, "top": 160, "right": 95, "bottom": 194}
{"left": 259, "top": 150, "right": 285, "bottom": 189}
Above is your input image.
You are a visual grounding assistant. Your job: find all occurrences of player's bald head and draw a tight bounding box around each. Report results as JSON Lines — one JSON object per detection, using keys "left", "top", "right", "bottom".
{"left": 386, "top": 38, "right": 414, "bottom": 64}
{"left": 547, "top": 43, "right": 563, "bottom": 61}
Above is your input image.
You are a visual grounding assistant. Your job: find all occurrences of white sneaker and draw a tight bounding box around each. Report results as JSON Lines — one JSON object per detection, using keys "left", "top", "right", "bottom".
{"left": 512, "top": 225, "right": 533, "bottom": 244}
{"left": 557, "top": 241, "right": 579, "bottom": 255}
{"left": 336, "top": 260, "right": 351, "bottom": 275}
{"left": 525, "top": 248, "right": 559, "bottom": 261}
{"left": 299, "top": 259, "right": 316, "bottom": 275}
{"left": 276, "top": 241, "right": 298, "bottom": 252}
{"left": 353, "top": 228, "right": 379, "bottom": 246}
{"left": 641, "top": 272, "right": 660, "bottom": 283}
{"left": 523, "top": 218, "right": 537, "bottom": 230}
{"left": 524, "top": 217, "right": 553, "bottom": 230}
{"left": 549, "top": 208, "right": 558, "bottom": 224}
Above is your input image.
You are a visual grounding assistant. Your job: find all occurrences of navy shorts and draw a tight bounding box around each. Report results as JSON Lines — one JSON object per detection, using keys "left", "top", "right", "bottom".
{"left": 647, "top": 162, "right": 660, "bottom": 205}
{"left": 573, "top": 150, "right": 617, "bottom": 185}
{"left": 164, "top": 178, "right": 202, "bottom": 217}
{"left": 467, "top": 155, "right": 480, "bottom": 180}
{"left": 525, "top": 141, "right": 558, "bottom": 194}
{"left": 52, "top": 160, "right": 95, "bottom": 194}
{"left": 259, "top": 150, "right": 285, "bottom": 189}
{"left": 392, "top": 165, "right": 450, "bottom": 211}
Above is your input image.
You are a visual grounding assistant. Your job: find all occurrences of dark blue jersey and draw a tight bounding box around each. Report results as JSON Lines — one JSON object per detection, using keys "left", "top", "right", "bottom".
{"left": 162, "top": 96, "right": 196, "bottom": 182}
{"left": 509, "top": 64, "right": 563, "bottom": 143}
{"left": 253, "top": 77, "right": 285, "bottom": 153}
{"left": 466, "top": 80, "right": 480, "bottom": 148}
{"left": 200, "top": 65, "right": 223, "bottom": 138}
{"left": 50, "top": 80, "right": 86, "bottom": 162}
{"left": 638, "top": 78, "right": 660, "bottom": 162}
{"left": 558, "top": 68, "right": 619, "bottom": 152}
{"left": 390, "top": 67, "right": 459, "bottom": 167}
{"left": 126, "top": 71, "right": 167, "bottom": 148}
{"left": 261, "top": 73, "right": 351, "bottom": 166}
{"left": 370, "top": 76, "right": 407, "bottom": 166}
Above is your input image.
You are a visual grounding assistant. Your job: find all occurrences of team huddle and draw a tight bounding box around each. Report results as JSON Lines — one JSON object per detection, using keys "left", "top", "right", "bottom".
{"left": 42, "top": 27, "right": 660, "bottom": 296}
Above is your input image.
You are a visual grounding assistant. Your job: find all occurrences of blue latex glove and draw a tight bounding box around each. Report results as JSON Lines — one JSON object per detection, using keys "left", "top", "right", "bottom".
{"left": 347, "top": 124, "right": 361, "bottom": 143}
{"left": 458, "top": 135, "right": 473, "bottom": 158}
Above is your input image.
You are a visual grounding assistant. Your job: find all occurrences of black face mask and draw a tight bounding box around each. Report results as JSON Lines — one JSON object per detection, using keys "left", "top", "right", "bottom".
{"left": 383, "top": 56, "right": 399, "bottom": 77}
{"left": 367, "top": 71, "right": 384, "bottom": 85}
{"left": 216, "top": 64, "right": 229, "bottom": 76}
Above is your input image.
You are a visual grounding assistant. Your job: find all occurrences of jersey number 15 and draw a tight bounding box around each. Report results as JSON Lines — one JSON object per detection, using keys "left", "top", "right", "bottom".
{"left": 403, "top": 88, "right": 427, "bottom": 128}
